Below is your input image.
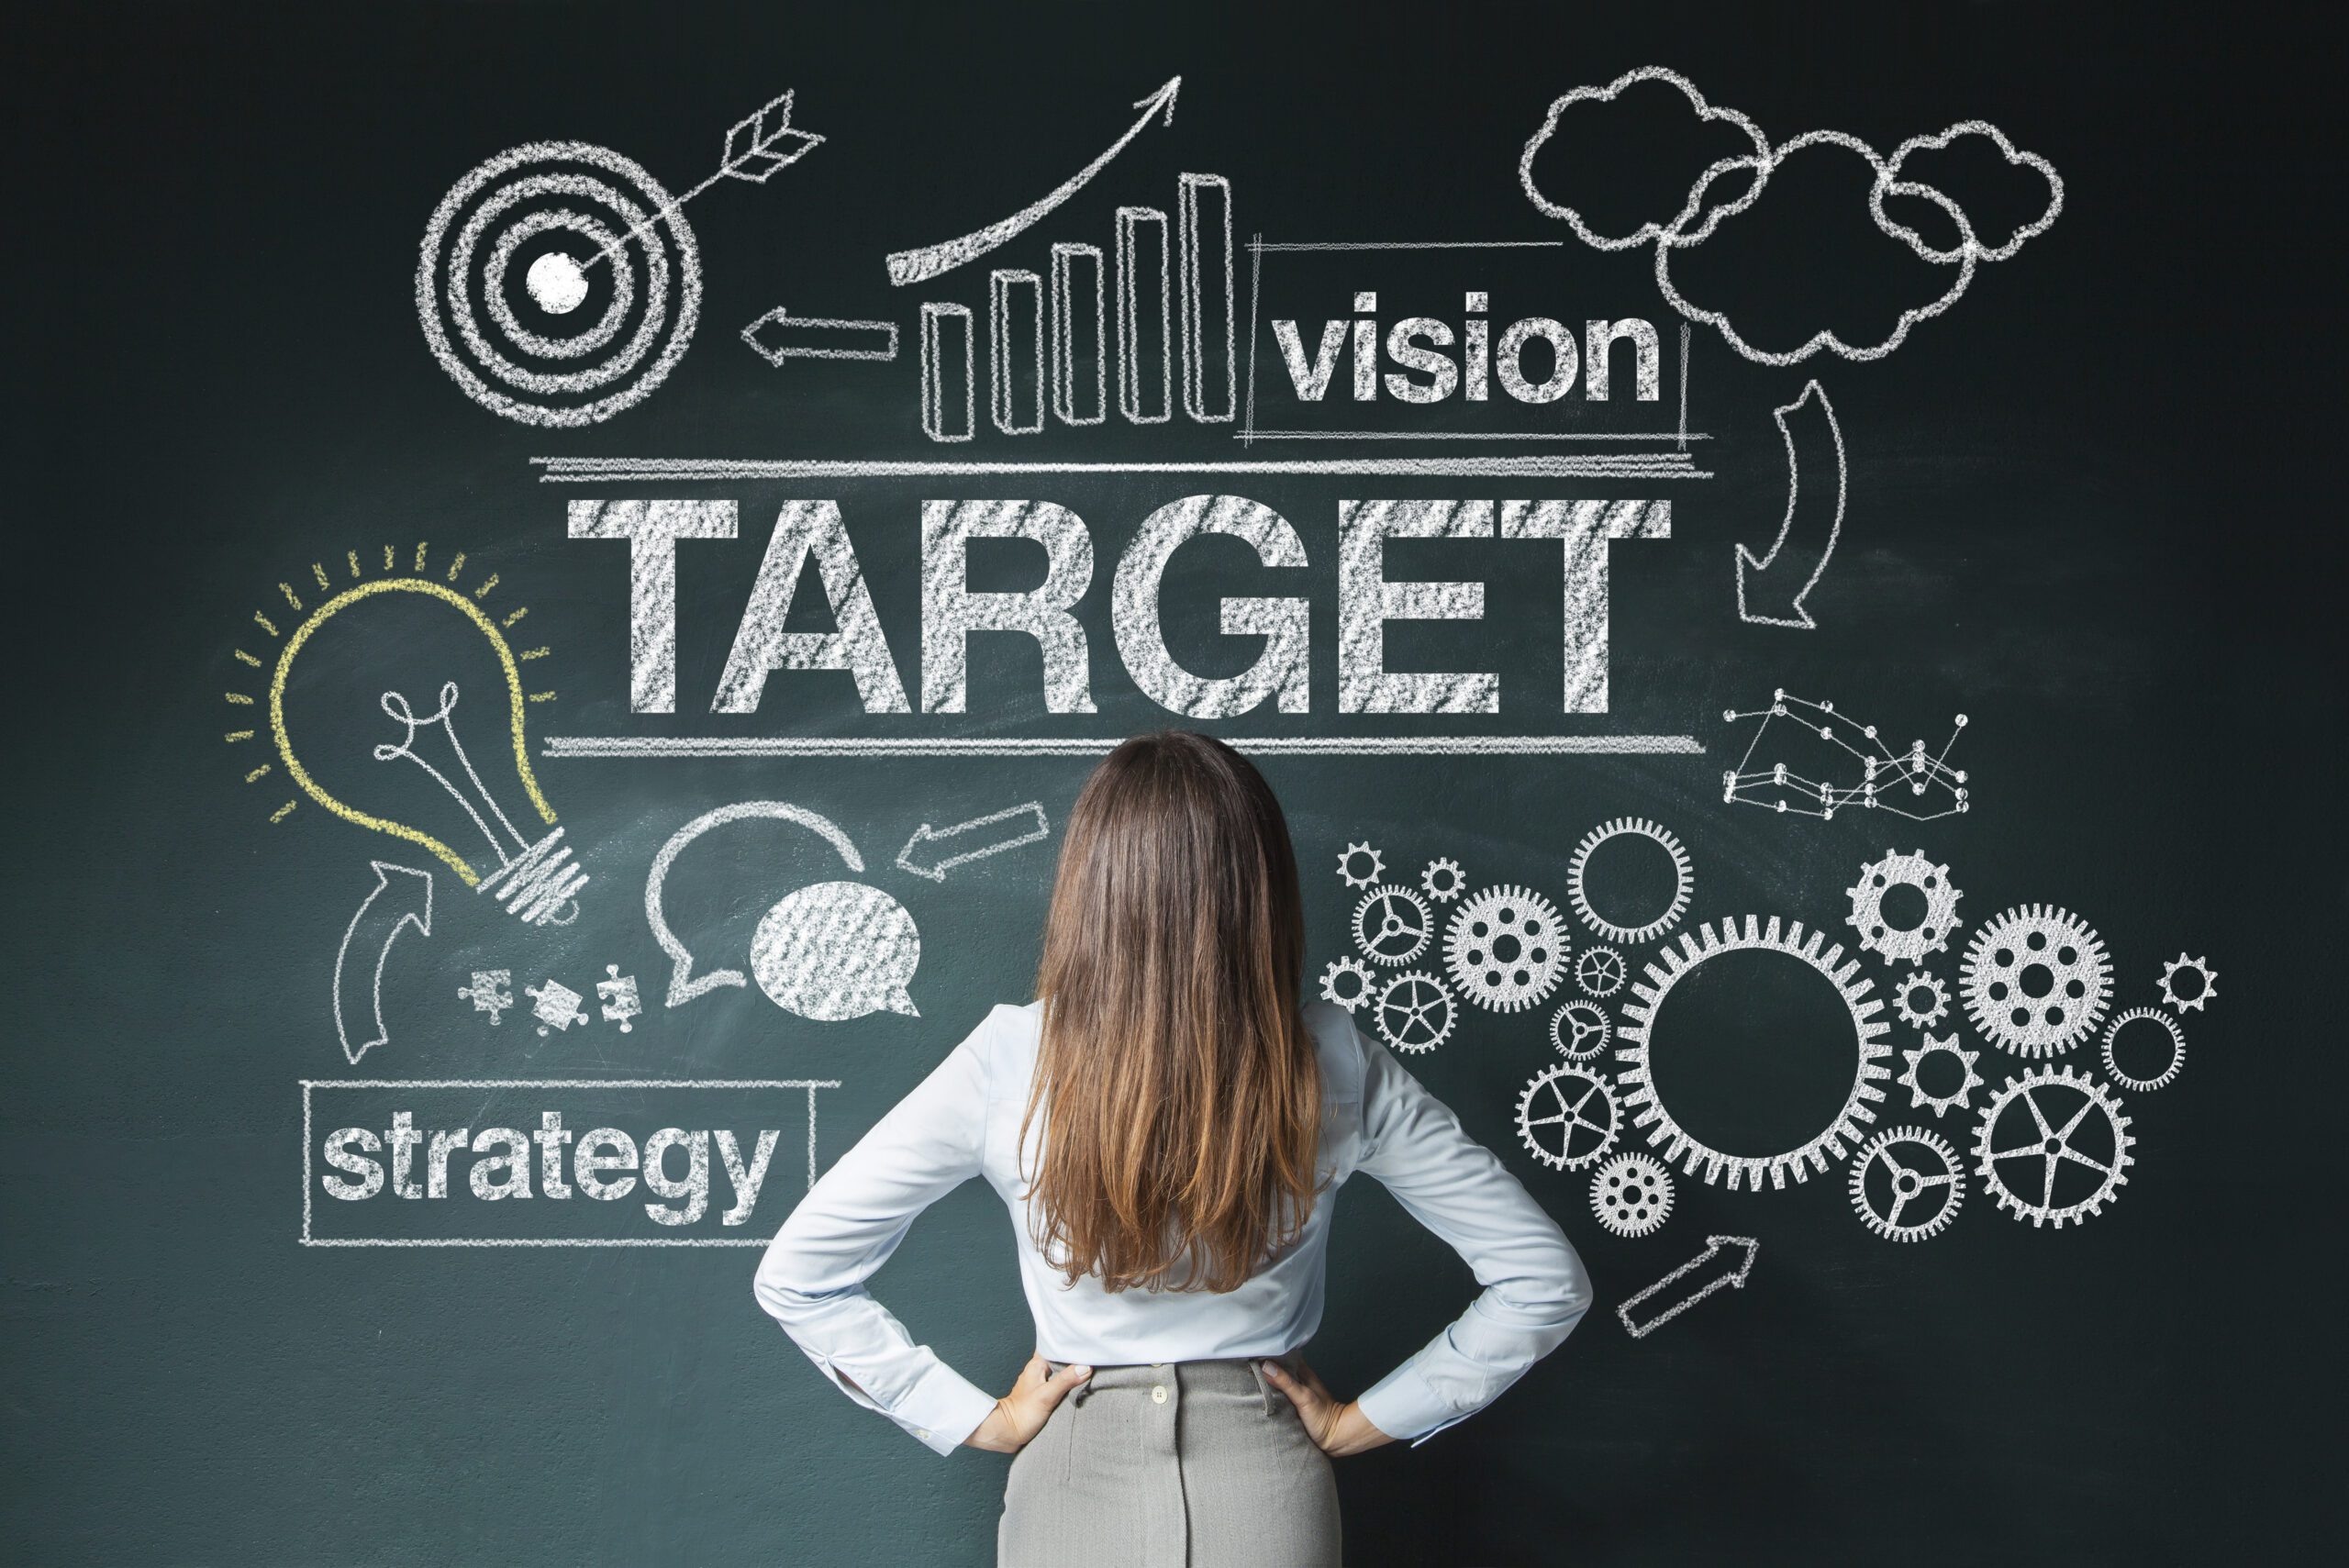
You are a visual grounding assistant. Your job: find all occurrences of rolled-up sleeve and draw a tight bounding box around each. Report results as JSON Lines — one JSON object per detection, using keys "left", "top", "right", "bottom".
{"left": 1349, "top": 1031, "right": 1595, "bottom": 1446}
{"left": 752, "top": 1022, "right": 1001, "bottom": 1457}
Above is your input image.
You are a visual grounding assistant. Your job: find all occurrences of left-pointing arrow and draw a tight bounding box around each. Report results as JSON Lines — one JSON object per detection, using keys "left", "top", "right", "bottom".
{"left": 740, "top": 308, "right": 900, "bottom": 365}
{"left": 332, "top": 862, "right": 435, "bottom": 1065}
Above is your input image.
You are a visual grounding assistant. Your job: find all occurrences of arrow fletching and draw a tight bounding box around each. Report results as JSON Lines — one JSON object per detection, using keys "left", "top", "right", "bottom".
{"left": 722, "top": 91, "right": 823, "bottom": 183}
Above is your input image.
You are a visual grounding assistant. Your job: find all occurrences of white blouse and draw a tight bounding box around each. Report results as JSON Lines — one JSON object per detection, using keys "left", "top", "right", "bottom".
{"left": 753, "top": 999, "right": 1594, "bottom": 1456}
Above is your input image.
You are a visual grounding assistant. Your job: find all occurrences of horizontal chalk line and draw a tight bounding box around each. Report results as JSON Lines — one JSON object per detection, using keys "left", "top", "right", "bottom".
{"left": 300, "top": 1238, "right": 774, "bottom": 1248}
{"left": 306, "top": 1079, "right": 842, "bottom": 1090}
{"left": 1241, "top": 429, "right": 1712, "bottom": 442}
{"left": 543, "top": 736, "right": 1706, "bottom": 759}
{"left": 1248, "top": 240, "right": 1568, "bottom": 251}
{"left": 532, "top": 457, "right": 1712, "bottom": 481}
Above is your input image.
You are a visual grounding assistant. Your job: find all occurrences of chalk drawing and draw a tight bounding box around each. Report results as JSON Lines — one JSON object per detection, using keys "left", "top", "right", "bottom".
{"left": 1736, "top": 382, "right": 1844, "bottom": 628}
{"left": 1959, "top": 905, "right": 2114, "bottom": 1057}
{"left": 2100, "top": 1008, "right": 2184, "bottom": 1093}
{"left": 1897, "top": 1031, "right": 1983, "bottom": 1120}
{"left": 597, "top": 967, "right": 642, "bottom": 1033}
{"left": 1443, "top": 884, "right": 1570, "bottom": 1013}
{"left": 568, "top": 499, "right": 740, "bottom": 715}
{"left": 1575, "top": 946, "right": 1628, "bottom": 998}
{"left": 1517, "top": 68, "right": 1770, "bottom": 252}
{"left": 643, "top": 802, "right": 864, "bottom": 1007}
{"left": 526, "top": 978, "right": 589, "bottom": 1037}
{"left": 740, "top": 308, "right": 900, "bottom": 366}
{"left": 1723, "top": 690, "right": 1971, "bottom": 821}
{"left": 1616, "top": 917, "right": 1893, "bottom": 1190}
{"left": 918, "top": 304, "right": 976, "bottom": 442}
{"left": 1974, "top": 1065, "right": 2133, "bottom": 1228}
{"left": 1845, "top": 849, "right": 1965, "bottom": 966}
{"left": 989, "top": 269, "right": 1047, "bottom": 434}
{"left": 1516, "top": 1064, "right": 1620, "bottom": 1172}
{"left": 1590, "top": 1151, "right": 1675, "bottom": 1240}
{"left": 1566, "top": 817, "right": 1693, "bottom": 945}
{"left": 458, "top": 969, "right": 514, "bottom": 1026}
{"left": 1117, "top": 206, "right": 1174, "bottom": 424}
{"left": 1849, "top": 1125, "right": 1966, "bottom": 1242}
{"left": 885, "top": 77, "right": 1182, "bottom": 287}
{"left": 1373, "top": 971, "right": 1457, "bottom": 1054}
{"left": 1319, "top": 956, "right": 1374, "bottom": 1013}
{"left": 1337, "top": 841, "right": 1386, "bottom": 889}
{"left": 1892, "top": 970, "right": 1951, "bottom": 1030}
{"left": 1551, "top": 999, "right": 1612, "bottom": 1062}
{"left": 751, "top": 882, "right": 922, "bottom": 1020}
{"left": 331, "top": 862, "right": 434, "bottom": 1065}
{"left": 896, "top": 801, "right": 1052, "bottom": 882}
{"left": 1420, "top": 857, "right": 1466, "bottom": 903}
{"left": 1878, "top": 120, "right": 2065, "bottom": 264}
{"left": 1617, "top": 1236, "right": 1757, "bottom": 1339}
{"left": 1353, "top": 884, "right": 1434, "bottom": 967}
{"left": 1049, "top": 242, "right": 1108, "bottom": 427}
{"left": 1176, "top": 173, "right": 1236, "bottom": 423}
{"left": 1110, "top": 495, "right": 1309, "bottom": 717}
{"left": 533, "top": 455, "right": 1715, "bottom": 481}
{"left": 2158, "top": 953, "right": 2217, "bottom": 1014}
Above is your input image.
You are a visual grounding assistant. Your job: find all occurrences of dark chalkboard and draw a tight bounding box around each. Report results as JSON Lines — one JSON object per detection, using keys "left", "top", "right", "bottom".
{"left": 6, "top": 2, "right": 2338, "bottom": 1563}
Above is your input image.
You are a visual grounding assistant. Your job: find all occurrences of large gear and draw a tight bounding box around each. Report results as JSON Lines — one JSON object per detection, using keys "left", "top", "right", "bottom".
{"left": 1420, "top": 856, "right": 1466, "bottom": 903}
{"left": 2158, "top": 953, "right": 2216, "bottom": 1014}
{"left": 1373, "top": 971, "right": 1457, "bottom": 1054}
{"left": 1845, "top": 849, "right": 1964, "bottom": 965}
{"left": 2100, "top": 1007, "right": 2184, "bottom": 1092}
{"left": 1849, "top": 1125, "right": 1966, "bottom": 1242}
{"left": 1443, "top": 884, "right": 1570, "bottom": 1012}
{"left": 1319, "top": 955, "right": 1375, "bottom": 1013}
{"left": 1336, "top": 841, "right": 1386, "bottom": 889}
{"left": 1575, "top": 945, "right": 1628, "bottom": 998}
{"left": 1960, "top": 905, "right": 2113, "bottom": 1056}
{"left": 1516, "top": 1064, "right": 1620, "bottom": 1171}
{"left": 1973, "top": 1065, "right": 2133, "bottom": 1228}
{"left": 1353, "top": 884, "right": 1433, "bottom": 966}
{"left": 1566, "top": 817, "right": 1693, "bottom": 944}
{"left": 1892, "top": 970, "right": 1951, "bottom": 1029}
{"left": 1615, "top": 916, "right": 1893, "bottom": 1191}
{"left": 1590, "top": 1151, "right": 1675, "bottom": 1239}
{"left": 1550, "top": 999, "right": 1612, "bottom": 1061}
{"left": 1896, "top": 1031, "right": 1983, "bottom": 1118}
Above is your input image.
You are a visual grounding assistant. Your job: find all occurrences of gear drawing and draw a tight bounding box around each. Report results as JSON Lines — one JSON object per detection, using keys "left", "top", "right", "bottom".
{"left": 1319, "top": 955, "right": 1375, "bottom": 1013}
{"left": 1420, "top": 856, "right": 1466, "bottom": 903}
{"left": 2158, "top": 952, "right": 2216, "bottom": 1014}
{"left": 1353, "top": 884, "right": 1433, "bottom": 966}
{"left": 1590, "top": 1151, "right": 1675, "bottom": 1239}
{"left": 1615, "top": 916, "right": 1894, "bottom": 1191}
{"left": 1575, "top": 945, "right": 1628, "bottom": 998}
{"left": 1551, "top": 999, "right": 1613, "bottom": 1060}
{"left": 1566, "top": 817, "right": 1693, "bottom": 945}
{"left": 1444, "top": 884, "right": 1570, "bottom": 1012}
{"left": 1959, "top": 905, "right": 2113, "bottom": 1057}
{"left": 1973, "top": 1065, "right": 2133, "bottom": 1228}
{"left": 1849, "top": 1125, "right": 1966, "bottom": 1242}
{"left": 1373, "top": 971, "right": 1457, "bottom": 1054}
{"left": 1845, "top": 849, "right": 1964, "bottom": 965}
{"left": 1896, "top": 1031, "right": 1983, "bottom": 1118}
{"left": 1337, "top": 841, "right": 1385, "bottom": 889}
{"left": 2100, "top": 1007, "right": 2184, "bottom": 1092}
{"left": 1516, "top": 1064, "right": 1620, "bottom": 1172}
{"left": 1892, "top": 970, "right": 1951, "bottom": 1029}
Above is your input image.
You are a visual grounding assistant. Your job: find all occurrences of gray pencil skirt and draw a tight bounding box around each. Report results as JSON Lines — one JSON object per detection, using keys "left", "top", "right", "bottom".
{"left": 996, "top": 1357, "right": 1341, "bottom": 1568}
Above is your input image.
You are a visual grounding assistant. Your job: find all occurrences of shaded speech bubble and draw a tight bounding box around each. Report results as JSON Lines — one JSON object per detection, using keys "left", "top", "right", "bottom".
{"left": 751, "top": 880, "right": 921, "bottom": 1020}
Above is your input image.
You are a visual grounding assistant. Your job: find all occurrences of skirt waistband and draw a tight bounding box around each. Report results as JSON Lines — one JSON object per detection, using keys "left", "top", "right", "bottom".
{"left": 1045, "top": 1355, "right": 1291, "bottom": 1416}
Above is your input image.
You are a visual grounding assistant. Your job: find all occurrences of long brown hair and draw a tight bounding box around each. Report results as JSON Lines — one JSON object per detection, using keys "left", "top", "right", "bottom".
{"left": 1023, "top": 731, "right": 1321, "bottom": 1294}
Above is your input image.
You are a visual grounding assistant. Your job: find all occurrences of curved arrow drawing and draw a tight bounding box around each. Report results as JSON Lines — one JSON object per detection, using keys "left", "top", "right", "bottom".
{"left": 1618, "top": 1235, "right": 1758, "bottom": 1339}
{"left": 897, "top": 802, "right": 1050, "bottom": 882}
{"left": 1736, "top": 380, "right": 1844, "bottom": 628}
{"left": 885, "top": 76, "right": 1182, "bottom": 287}
{"left": 332, "top": 862, "right": 435, "bottom": 1064}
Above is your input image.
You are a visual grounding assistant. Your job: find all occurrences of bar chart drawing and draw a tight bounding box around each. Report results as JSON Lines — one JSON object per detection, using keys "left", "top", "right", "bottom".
{"left": 1051, "top": 243, "right": 1107, "bottom": 426}
{"left": 1117, "top": 206, "right": 1173, "bottom": 425}
{"left": 988, "top": 270, "right": 1045, "bottom": 435}
{"left": 919, "top": 303, "right": 974, "bottom": 443}
{"left": 1178, "top": 174, "right": 1236, "bottom": 424}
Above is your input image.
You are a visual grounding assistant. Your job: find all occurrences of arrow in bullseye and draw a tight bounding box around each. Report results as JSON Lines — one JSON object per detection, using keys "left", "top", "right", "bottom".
{"left": 896, "top": 802, "right": 1052, "bottom": 883}
{"left": 1618, "top": 1235, "right": 1758, "bottom": 1339}
{"left": 331, "top": 862, "right": 435, "bottom": 1065}
{"left": 1736, "top": 381, "right": 1844, "bottom": 629}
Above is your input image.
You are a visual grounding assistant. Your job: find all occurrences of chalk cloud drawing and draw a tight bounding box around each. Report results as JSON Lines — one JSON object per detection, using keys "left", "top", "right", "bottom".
{"left": 1590, "top": 1151, "right": 1675, "bottom": 1240}
{"left": 2158, "top": 953, "right": 2216, "bottom": 1014}
{"left": 1849, "top": 1125, "right": 1966, "bottom": 1242}
{"left": 526, "top": 978, "right": 590, "bottom": 1037}
{"left": 1444, "top": 884, "right": 1570, "bottom": 1013}
{"left": 1723, "top": 690, "right": 1971, "bottom": 821}
{"left": 332, "top": 862, "right": 434, "bottom": 1065}
{"left": 1373, "top": 972, "right": 1457, "bottom": 1054}
{"left": 1896, "top": 1031, "right": 1983, "bottom": 1119}
{"left": 458, "top": 969, "right": 514, "bottom": 1026}
{"left": 896, "top": 802, "right": 1052, "bottom": 883}
{"left": 1959, "top": 905, "right": 2113, "bottom": 1057}
{"left": 1736, "top": 381, "right": 1844, "bottom": 628}
{"left": 1973, "top": 1065, "right": 2133, "bottom": 1228}
{"left": 1319, "top": 956, "right": 1374, "bottom": 1013}
{"left": 2100, "top": 1008, "right": 2184, "bottom": 1093}
{"left": 1551, "top": 999, "right": 1612, "bottom": 1062}
{"left": 1516, "top": 1064, "right": 1620, "bottom": 1172}
{"left": 1420, "top": 857, "right": 1466, "bottom": 903}
{"left": 1618, "top": 1236, "right": 1757, "bottom": 1340}
{"left": 1845, "top": 849, "right": 1964, "bottom": 966}
{"left": 597, "top": 966, "right": 642, "bottom": 1033}
{"left": 751, "top": 882, "right": 921, "bottom": 1020}
{"left": 1518, "top": 68, "right": 1769, "bottom": 252}
{"left": 1353, "top": 884, "right": 1434, "bottom": 967}
{"left": 1566, "top": 817, "right": 1693, "bottom": 946}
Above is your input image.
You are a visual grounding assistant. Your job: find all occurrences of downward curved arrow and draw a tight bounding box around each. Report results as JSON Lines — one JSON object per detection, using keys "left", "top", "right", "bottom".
{"left": 1736, "top": 380, "right": 1845, "bottom": 628}
{"left": 885, "top": 76, "right": 1182, "bottom": 287}
{"left": 332, "top": 862, "right": 435, "bottom": 1065}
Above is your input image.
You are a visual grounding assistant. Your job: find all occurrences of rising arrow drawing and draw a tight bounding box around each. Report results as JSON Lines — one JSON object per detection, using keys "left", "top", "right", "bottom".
{"left": 885, "top": 76, "right": 1183, "bottom": 287}
{"left": 331, "top": 862, "right": 435, "bottom": 1065}
{"left": 1736, "top": 381, "right": 1845, "bottom": 628}
{"left": 586, "top": 90, "right": 823, "bottom": 268}
{"left": 1618, "top": 1235, "right": 1759, "bottom": 1339}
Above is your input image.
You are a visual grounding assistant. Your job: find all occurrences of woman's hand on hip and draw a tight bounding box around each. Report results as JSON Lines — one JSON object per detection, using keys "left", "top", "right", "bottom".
{"left": 1258, "top": 1358, "right": 1396, "bottom": 1456}
{"left": 964, "top": 1352, "right": 1092, "bottom": 1453}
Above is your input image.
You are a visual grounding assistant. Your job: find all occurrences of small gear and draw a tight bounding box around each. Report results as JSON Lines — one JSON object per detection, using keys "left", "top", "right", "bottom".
{"left": 1319, "top": 955, "right": 1375, "bottom": 1012}
{"left": 1373, "top": 971, "right": 1457, "bottom": 1054}
{"left": 1849, "top": 1125, "right": 1966, "bottom": 1242}
{"left": 1575, "top": 945, "right": 1628, "bottom": 998}
{"left": 1566, "top": 817, "right": 1693, "bottom": 944}
{"left": 1516, "top": 1064, "right": 1620, "bottom": 1171}
{"left": 2158, "top": 952, "right": 2216, "bottom": 1014}
{"left": 1845, "top": 849, "right": 1964, "bottom": 965}
{"left": 1896, "top": 1031, "right": 1983, "bottom": 1118}
{"left": 1337, "top": 840, "right": 1386, "bottom": 889}
{"left": 1353, "top": 884, "right": 1433, "bottom": 966}
{"left": 1960, "top": 905, "right": 2113, "bottom": 1057}
{"left": 1973, "top": 1065, "right": 2133, "bottom": 1228}
{"left": 1444, "top": 884, "right": 1570, "bottom": 1012}
{"left": 2100, "top": 1007, "right": 2184, "bottom": 1092}
{"left": 1420, "top": 856, "right": 1466, "bottom": 902}
{"left": 1550, "top": 999, "right": 1612, "bottom": 1060}
{"left": 1892, "top": 970, "right": 1950, "bottom": 1029}
{"left": 1590, "top": 1151, "right": 1675, "bottom": 1239}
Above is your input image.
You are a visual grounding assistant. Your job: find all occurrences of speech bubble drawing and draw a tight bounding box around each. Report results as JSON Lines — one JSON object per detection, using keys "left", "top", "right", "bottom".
{"left": 751, "top": 880, "right": 922, "bottom": 1020}
{"left": 645, "top": 801, "right": 865, "bottom": 1008}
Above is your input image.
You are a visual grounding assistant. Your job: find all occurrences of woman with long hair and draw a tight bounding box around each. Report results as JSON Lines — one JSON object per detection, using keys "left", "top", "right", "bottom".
{"left": 755, "top": 731, "right": 1593, "bottom": 1567}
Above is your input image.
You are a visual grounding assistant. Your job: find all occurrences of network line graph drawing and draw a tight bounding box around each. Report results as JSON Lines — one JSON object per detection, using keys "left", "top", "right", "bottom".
{"left": 1721, "top": 689, "right": 1971, "bottom": 821}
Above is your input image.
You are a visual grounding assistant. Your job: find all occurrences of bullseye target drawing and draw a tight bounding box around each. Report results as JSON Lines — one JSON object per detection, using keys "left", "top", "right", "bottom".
{"left": 417, "top": 140, "right": 701, "bottom": 426}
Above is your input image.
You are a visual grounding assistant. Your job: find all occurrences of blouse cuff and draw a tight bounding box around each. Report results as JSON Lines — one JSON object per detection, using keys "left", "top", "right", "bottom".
{"left": 1356, "top": 1360, "right": 1468, "bottom": 1448}
{"left": 888, "top": 1361, "right": 1000, "bottom": 1457}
